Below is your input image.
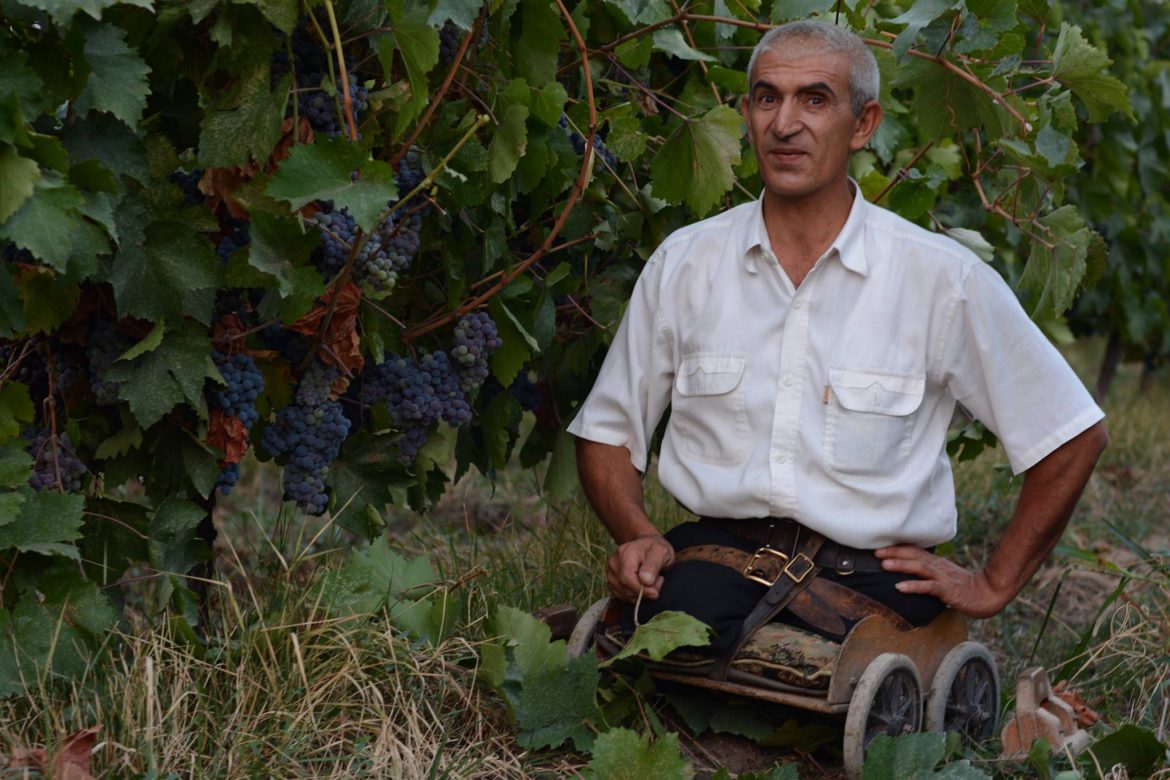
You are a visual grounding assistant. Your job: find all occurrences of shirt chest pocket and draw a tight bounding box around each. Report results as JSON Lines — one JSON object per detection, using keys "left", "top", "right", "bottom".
{"left": 825, "top": 368, "right": 925, "bottom": 481}
{"left": 672, "top": 353, "right": 747, "bottom": 465}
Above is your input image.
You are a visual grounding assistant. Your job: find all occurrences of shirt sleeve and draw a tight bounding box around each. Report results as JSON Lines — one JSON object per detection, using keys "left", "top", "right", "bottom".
{"left": 939, "top": 261, "right": 1104, "bottom": 474}
{"left": 566, "top": 252, "right": 675, "bottom": 472}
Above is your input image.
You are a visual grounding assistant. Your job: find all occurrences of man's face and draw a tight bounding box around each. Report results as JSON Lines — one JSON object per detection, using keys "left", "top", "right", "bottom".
{"left": 741, "top": 48, "right": 881, "bottom": 201}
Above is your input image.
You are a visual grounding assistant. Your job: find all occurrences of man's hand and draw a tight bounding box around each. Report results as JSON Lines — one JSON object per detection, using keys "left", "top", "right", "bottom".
{"left": 875, "top": 545, "right": 1009, "bottom": 619}
{"left": 606, "top": 533, "right": 675, "bottom": 603}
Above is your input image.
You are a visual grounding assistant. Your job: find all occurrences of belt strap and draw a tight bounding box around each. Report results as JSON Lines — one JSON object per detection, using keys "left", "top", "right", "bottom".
{"left": 675, "top": 543, "right": 883, "bottom": 577}
{"left": 710, "top": 533, "right": 826, "bottom": 680}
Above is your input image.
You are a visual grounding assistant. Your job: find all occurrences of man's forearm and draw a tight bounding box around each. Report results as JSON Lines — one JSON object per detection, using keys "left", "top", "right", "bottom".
{"left": 980, "top": 421, "right": 1109, "bottom": 608}
{"left": 575, "top": 438, "right": 659, "bottom": 543}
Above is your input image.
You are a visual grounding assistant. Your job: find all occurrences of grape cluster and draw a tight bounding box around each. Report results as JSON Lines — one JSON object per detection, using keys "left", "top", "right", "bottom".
{"left": 25, "top": 428, "right": 86, "bottom": 492}
{"left": 262, "top": 400, "right": 351, "bottom": 514}
{"left": 216, "top": 462, "right": 241, "bottom": 494}
{"left": 259, "top": 324, "right": 310, "bottom": 365}
{"left": 217, "top": 219, "right": 251, "bottom": 264}
{"left": 438, "top": 21, "right": 490, "bottom": 64}
{"left": 362, "top": 350, "right": 471, "bottom": 464}
{"left": 210, "top": 352, "right": 265, "bottom": 427}
{"left": 169, "top": 169, "right": 205, "bottom": 205}
{"left": 87, "top": 324, "right": 132, "bottom": 406}
{"left": 450, "top": 312, "right": 502, "bottom": 395}
{"left": 311, "top": 209, "right": 358, "bottom": 276}
{"left": 558, "top": 115, "right": 619, "bottom": 170}
{"left": 295, "top": 360, "right": 340, "bottom": 406}
{"left": 275, "top": 17, "right": 370, "bottom": 137}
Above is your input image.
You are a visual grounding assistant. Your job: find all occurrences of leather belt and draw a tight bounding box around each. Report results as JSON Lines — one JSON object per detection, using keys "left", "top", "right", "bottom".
{"left": 695, "top": 517, "right": 883, "bottom": 575}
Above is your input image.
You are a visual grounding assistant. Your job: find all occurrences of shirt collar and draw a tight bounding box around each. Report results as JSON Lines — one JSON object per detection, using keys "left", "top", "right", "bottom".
{"left": 741, "top": 180, "right": 870, "bottom": 277}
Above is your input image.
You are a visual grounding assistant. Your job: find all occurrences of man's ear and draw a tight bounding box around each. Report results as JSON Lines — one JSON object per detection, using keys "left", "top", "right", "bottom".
{"left": 740, "top": 93, "right": 751, "bottom": 125}
{"left": 850, "top": 100, "right": 883, "bottom": 151}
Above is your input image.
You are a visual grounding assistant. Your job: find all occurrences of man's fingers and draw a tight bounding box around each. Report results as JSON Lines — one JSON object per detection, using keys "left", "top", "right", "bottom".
{"left": 639, "top": 541, "right": 673, "bottom": 584}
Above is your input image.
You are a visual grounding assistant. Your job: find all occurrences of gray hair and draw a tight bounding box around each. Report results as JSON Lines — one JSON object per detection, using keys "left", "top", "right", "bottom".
{"left": 747, "top": 20, "right": 880, "bottom": 116}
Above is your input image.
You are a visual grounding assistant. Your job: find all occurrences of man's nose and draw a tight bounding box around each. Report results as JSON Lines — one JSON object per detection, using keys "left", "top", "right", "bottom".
{"left": 770, "top": 101, "right": 803, "bottom": 138}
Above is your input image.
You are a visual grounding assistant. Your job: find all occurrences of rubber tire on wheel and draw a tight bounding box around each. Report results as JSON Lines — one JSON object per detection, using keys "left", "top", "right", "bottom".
{"left": 566, "top": 598, "right": 610, "bottom": 659}
{"left": 842, "top": 652, "right": 923, "bottom": 778}
{"left": 925, "top": 641, "right": 1000, "bottom": 743}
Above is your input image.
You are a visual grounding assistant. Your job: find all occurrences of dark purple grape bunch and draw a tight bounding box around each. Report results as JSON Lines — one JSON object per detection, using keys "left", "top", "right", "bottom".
{"left": 362, "top": 350, "right": 471, "bottom": 465}
{"left": 261, "top": 400, "right": 351, "bottom": 515}
{"left": 438, "top": 21, "right": 490, "bottom": 65}
{"left": 295, "top": 360, "right": 340, "bottom": 406}
{"left": 24, "top": 427, "right": 86, "bottom": 492}
{"left": 217, "top": 219, "right": 251, "bottom": 264}
{"left": 450, "top": 312, "right": 502, "bottom": 395}
{"left": 87, "top": 324, "right": 132, "bottom": 406}
{"left": 210, "top": 352, "right": 264, "bottom": 428}
{"left": 354, "top": 211, "right": 421, "bottom": 291}
{"left": 169, "top": 169, "right": 204, "bottom": 205}
{"left": 311, "top": 208, "right": 358, "bottom": 277}
{"left": 558, "top": 115, "right": 619, "bottom": 170}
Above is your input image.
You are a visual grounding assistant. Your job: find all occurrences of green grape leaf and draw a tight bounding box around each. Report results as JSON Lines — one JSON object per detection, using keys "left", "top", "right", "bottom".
{"left": 651, "top": 105, "right": 742, "bottom": 216}
{"left": 0, "top": 41, "right": 47, "bottom": 120}
{"left": 327, "top": 431, "right": 412, "bottom": 540}
{"left": 149, "top": 497, "right": 210, "bottom": 576}
{"left": 105, "top": 323, "right": 218, "bottom": 427}
{"left": 1052, "top": 23, "right": 1133, "bottom": 122}
{"left": 0, "top": 176, "right": 85, "bottom": 271}
{"left": 94, "top": 425, "right": 143, "bottom": 460}
{"left": 605, "top": 113, "right": 647, "bottom": 162}
{"left": 266, "top": 138, "right": 398, "bottom": 232}
{"left": 14, "top": 0, "right": 152, "bottom": 26}
{"left": 489, "top": 296, "right": 533, "bottom": 385}
{"left": 0, "top": 261, "right": 25, "bottom": 339}
{"left": 0, "top": 443, "right": 32, "bottom": 490}
{"left": 0, "top": 146, "right": 40, "bottom": 224}
{"left": 603, "top": 610, "right": 713, "bottom": 664}
{"left": 74, "top": 24, "right": 152, "bottom": 127}
{"left": 108, "top": 222, "right": 219, "bottom": 324}
{"left": 198, "top": 67, "right": 287, "bottom": 168}
{"left": 516, "top": 0, "right": 565, "bottom": 85}
{"left": 586, "top": 729, "right": 695, "bottom": 780}
{"left": 0, "top": 383, "right": 34, "bottom": 440}
{"left": 893, "top": 58, "right": 1008, "bottom": 139}
{"left": 542, "top": 428, "right": 577, "bottom": 500}
{"left": 513, "top": 652, "right": 602, "bottom": 750}
{"left": 662, "top": 688, "right": 778, "bottom": 740}
{"left": 604, "top": 0, "right": 670, "bottom": 24}
{"left": 148, "top": 427, "right": 220, "bottom": 500}
{"left": 17, "top": 267, "right": 80, "bottom": 334}
{"left": 62, "top": 114, "right": 150, "bottom": 185}
{"left": 531, "top": 82, "right": 569, "bottom": 128}
{"left": 482, "top": 606, "right": 602, "bottom": 751}
{"left": 379, "top": 0, "right": 440, "bottom": 138}
{"left": 1082, "top": 725, "right": 1168, "bottom": 777}
{"left": 1021, "top": 205, "right": 1094, "bottom": 318}
{"left": 862, "top": 732, "right": 988, "bottom": 778}
{"left": 240, "top": 212, "right": 317, "bottom": 298}
{"left": 234, "top": 0, "right": 297, "bottom": 33}
{"left": 890, "top": 0, "right": 962, "bottom": 58}
{"left": 489, "top": 104, "right": 530, "bottom": 185}
{"left": 770, "top": 0, "right": 834, "bottom": 23}
{"left": 0, "top": 490, "right": 85, "bottom": 558}
{"left": 652, "top": 28, "right": 716, "bottom": 62}
{"left": 427, "top": 0, "right": 479, "bottom": 30}
{"left": 0, "top": 564, "right": 117, "bottom": 697}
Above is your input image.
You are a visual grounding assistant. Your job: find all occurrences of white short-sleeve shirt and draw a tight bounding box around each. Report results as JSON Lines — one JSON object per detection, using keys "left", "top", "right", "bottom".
{"left": 566, "top": 187, "right": 1104, "bottom": 549}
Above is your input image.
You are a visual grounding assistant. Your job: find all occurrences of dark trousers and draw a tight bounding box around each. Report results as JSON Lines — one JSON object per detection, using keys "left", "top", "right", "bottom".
{"left": 618, "top": 519, "right": 946, "bottom": 654}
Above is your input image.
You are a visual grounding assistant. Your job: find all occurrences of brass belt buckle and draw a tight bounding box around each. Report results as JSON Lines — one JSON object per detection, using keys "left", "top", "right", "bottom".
{"left": 783, "top": 552, "right": 815, "bottom": 583}
{"left": 743, "top": 547, "right": 789, "bottom": 586}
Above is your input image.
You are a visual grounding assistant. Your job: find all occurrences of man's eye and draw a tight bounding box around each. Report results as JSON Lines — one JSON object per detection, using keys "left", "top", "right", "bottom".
{"left": 808, "top": 95, "right": 825, "bottom": 106}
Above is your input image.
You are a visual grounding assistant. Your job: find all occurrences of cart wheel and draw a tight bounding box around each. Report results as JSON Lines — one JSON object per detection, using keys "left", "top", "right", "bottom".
{"left": 843, "top": 653, "right": 922, "bottom": 777}
{"left": 925, "top": 641, "right": 1000, "bottom": 742}
{"left": 566, "top": 598, "right": 611, "bottom": 659}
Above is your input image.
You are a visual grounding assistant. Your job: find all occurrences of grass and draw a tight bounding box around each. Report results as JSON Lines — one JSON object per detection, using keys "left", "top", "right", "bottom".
{"left": 2, "top": 349, "right": 1168, "bottom": 778}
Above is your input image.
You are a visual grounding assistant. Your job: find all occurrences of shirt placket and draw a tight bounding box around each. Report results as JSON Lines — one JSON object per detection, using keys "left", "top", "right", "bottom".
{"left": 768, "top": 264, "right": 820, "bottom": 517}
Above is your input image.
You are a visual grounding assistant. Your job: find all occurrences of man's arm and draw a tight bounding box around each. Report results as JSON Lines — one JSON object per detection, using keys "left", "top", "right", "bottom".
{"left": 576, "top": 438, "right": 675, "bottom": 602}
{"left": 875, "top": 421, "right": 1108, "bottom": 618}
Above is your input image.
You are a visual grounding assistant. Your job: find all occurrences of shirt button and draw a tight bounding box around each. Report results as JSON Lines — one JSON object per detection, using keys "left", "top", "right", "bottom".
{"left": 783, "top": 376, "right": 794, "bottom": 387}
{"left": 777, "top": 454, "right": 787, "bottom": 464}
{"left": 793, "top": 300, "right": 803, "bottom": 310}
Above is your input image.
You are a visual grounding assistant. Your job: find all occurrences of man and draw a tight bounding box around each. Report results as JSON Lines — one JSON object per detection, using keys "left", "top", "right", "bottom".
{"left": 567, "top": 20, "right": 1107, "bottom": 657}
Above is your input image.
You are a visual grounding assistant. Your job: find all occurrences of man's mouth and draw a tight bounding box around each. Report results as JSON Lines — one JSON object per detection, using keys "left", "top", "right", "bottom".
{"left": 768, "top": 149, "right": 806, "bottom": 163}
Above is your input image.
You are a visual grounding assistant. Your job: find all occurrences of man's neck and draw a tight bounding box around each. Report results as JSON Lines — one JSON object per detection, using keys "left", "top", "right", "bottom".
{"left": 762, "top": 177, "right": 855, "bottom": 287}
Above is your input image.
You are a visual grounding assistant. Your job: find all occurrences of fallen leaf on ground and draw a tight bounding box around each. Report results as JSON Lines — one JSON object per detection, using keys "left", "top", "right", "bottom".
{"left": 1053, "top": 680, "right": 1102, "bottom": 728}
